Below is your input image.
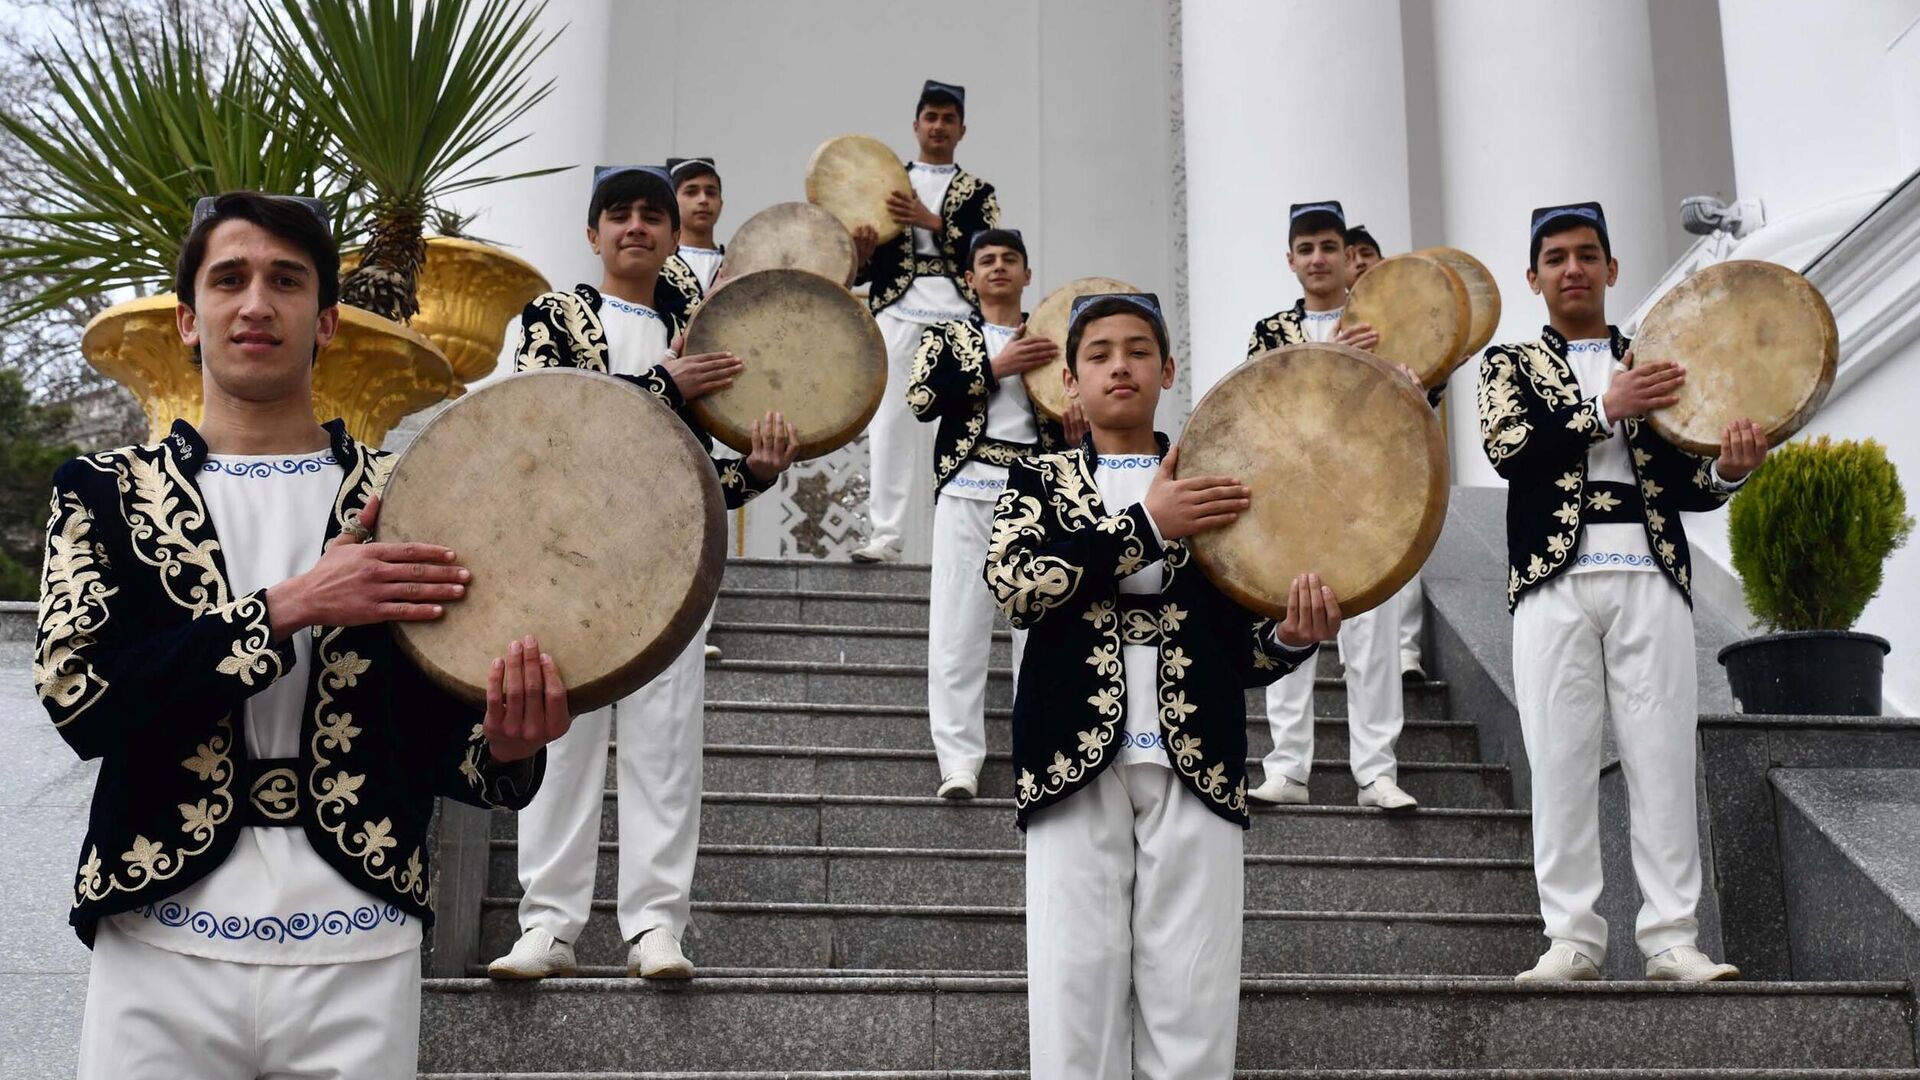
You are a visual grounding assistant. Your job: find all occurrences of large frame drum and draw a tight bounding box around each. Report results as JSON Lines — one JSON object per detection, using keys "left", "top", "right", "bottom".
{"left": 805, "top": 135, "right": 912, "bottom": 245}
{"left": 1022, "top": 277, "right": 1142, "bottom": 420}
{"left": 1344, "top": 247, "right": 1501, "bottom": 388}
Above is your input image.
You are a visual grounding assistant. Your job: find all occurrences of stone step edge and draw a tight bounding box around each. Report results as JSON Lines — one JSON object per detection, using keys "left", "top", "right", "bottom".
{"left": 478, "top": 897, "right": 1543, "bottom": 926}
{"left": 701, "top": 699, "right": 1474, "bottom": 729}
{"left": 483, "top": 839, "right": 1532, "bottom": 871}
{"left": 722, "top": 587, "right": 930, "bottom": 604}
{"left": 710, "top": 657, "right": 1448, "bottom": 689}
{"left": 490, "top": 790, "right": 1532, "bottom": 819}
{"left": 425, "top": 1072, "right": 1920, "bottom": 1080}
{"left": 422, "top": 975, "right": 1909, "bottom": 998}
{"left": 712, "top": 621, "right": 1011, "bottom": 640}
{"left": 694, "top": 744, "right": 1508, "bottom": 774}
{"left": 462, "top": 966, "right": 1522, "bottom": 981}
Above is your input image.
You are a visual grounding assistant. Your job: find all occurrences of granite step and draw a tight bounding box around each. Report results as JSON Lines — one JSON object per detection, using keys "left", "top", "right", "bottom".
{"left": 718, "top": 557, "right": 933, "bottom": 594}
{"left": 701, "top": 701, "right": 1480, "bottom": 762}
{"left": 416, "top": 978, "right": 1919, "bottom": 1073}
{"left": 490, "top": 795, "right": 1535, "bottom": 859}
{"left": 621, "top": 746, "right": 1511, "bottom": 809}
{"left": 482, "top": 842, "right": 1539, "bottom": 913}
{"left": 476, "top": 899, "right": 1542, "bottom": 974}
{"left": 425, "top": 1071, "right": 1920, "bottom": 1079}
{"left": 708, "top": 621, "right": 1015, "bottom": 666}
{"left": 703, "top": 658, "right": 1449, "bottom": 719}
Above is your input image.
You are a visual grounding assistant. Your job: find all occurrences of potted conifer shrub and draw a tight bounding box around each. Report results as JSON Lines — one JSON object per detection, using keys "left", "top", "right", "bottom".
{"left": 1719, "top": 436, "right": 1913, "bottom": 715}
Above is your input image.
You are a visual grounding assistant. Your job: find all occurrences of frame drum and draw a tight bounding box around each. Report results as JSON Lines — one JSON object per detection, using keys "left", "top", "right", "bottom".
{"left": 1179, "top": 344, "right": 1449, "bottom": 618}
{"left": 718, "top": 201, "right": 857, "bottom": 287}
{"left": 378, "top": 370, "right": 726, "bottom": 714}
{"left": 1022, "top": 277, "right": 1142, "bottom": 420}
{"left": 1344, "top": 247, "right": 1501, "bottom": 388}
{"left": 1636, "top": 260, "right": 1837, "bottom": 456}
{"left": 684, "top": 268, "right": 888, "bottom": 460}
{"left": 805, "top": 135, "right": 912, "bottom": 245}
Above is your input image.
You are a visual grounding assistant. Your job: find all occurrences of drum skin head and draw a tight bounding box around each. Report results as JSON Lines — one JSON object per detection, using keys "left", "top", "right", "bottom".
{"left": 1344, "top": 252, "right": 1471, "bottom": 388}
{"left": 685, "top": 268, "right": 888, "bottom": 460}
{"left": 1023, "top": 277, "right": 1141, "bottom": 420}
{"left": 1638, "top": 260, "right": 1837, "bottom": 456}
{"left": 379, "top": 370, "right": 726, "bottom": 714}
{"left": 719, "top": 201, "right": 856, "bottom": 287}
{"left": 1419, "top": 246, "right": 1501, "bottom": 359}
{"left": 806, "top": 134, "right": 911, "bottom": 245}
{"left": 1180, "top": 344, "right": 1449, "bottom": 618}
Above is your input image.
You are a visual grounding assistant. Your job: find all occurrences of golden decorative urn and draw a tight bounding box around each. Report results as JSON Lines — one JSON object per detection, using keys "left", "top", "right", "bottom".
{"left": 342, "top": 236, "right": 550, "bottom": 385}
{"left": 81, "top": 295, "right": 453, "bottom": 445}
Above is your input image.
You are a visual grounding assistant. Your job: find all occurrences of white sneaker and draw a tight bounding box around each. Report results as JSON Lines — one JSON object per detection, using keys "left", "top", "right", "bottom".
{"left": 1646, "top": 945, "right": 1740, "bottom": 983}
{"left": 936, "top": 771, "right": 978, "bottom": 800}
{"left": 1402, "top": 657, "right": 1428, "bottom": 683}
{"left": 486, "top": 927, "right": 576, "bottom": 980}
{"left": 628, "top": 929, "right": 695, "bottom": 980}
{"left": 1248, "top": 775, "right": 1310, "bottom": 805}
{"left": 1515, "top": 942, "right": 1603, "bottom": 982}
{"left": 703, "top": 644, "right": 722, "bottom": 661}
{"left": 849, "top": 537, "right": 899, "bottom": 564}
{"left": 1358, "top": 777, "right": 1419, "bottom": 812}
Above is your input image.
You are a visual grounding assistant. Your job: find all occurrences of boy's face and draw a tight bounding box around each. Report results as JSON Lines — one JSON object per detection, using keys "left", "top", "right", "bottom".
{"left": 1287, "top": 228, "right": 1347, "bottom": 297}
{"left": 1064, "top": 313, "right": 1174, "bottom": 430}
{"left": 178, "top": 217, "right": 337, "bottom": 404}
{"left": 589, "top": 197, "right": 677, "bottom": 280}
{"left": 676, "top": 175, "right": 722, "bottom": 235}
{"left": 964, "top": 245, "right": 1030, "bottom": 305}
{"left": 1527, "top": 225, "right": 1616, "bottom": 325}
{"left": 1344, "top": 242, "right": 1382, "bottom": 288}
{"left": 914, "top": 101, "right": 964, "bottom": 156}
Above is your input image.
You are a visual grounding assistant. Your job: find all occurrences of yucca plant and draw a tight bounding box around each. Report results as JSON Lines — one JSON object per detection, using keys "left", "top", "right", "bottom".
{"left": 1727, "top": 436, "right": 1913, "bottom": 632}
{"left": 0, "top": 16, "right": 357, "bottom": 325}
{"left": 252, "top": 0, "right": 561, "bottom": 324}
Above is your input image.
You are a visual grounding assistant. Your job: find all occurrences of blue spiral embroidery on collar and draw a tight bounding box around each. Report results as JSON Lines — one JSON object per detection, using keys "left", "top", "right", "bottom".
{"left": 201, "top": 454, "right": 338, "bottom": 478}
{"left": 604, "top": 295, "right": 662, "bottom": 319}
{"left": 1123, "top": 731, "right": 1168, "bottom": 750}
{"left": 135, "top": 900, "right": 407, "bottom": 941}
{"left": 947, "top": 475, "right": 1006, "bottom": 490}
{"left": 1565, "top": 340, "right": 1612, "bottom": 354}
{"left": 1572, "top": 552, "right": 1658, "bottom": 568}
{"left": 1097, "top": 455, "right": 1161, "bottom": 469}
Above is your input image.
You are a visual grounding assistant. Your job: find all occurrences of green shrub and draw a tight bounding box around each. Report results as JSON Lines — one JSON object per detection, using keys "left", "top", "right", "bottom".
{"left": 1728, "top": 436, "right": 1913, "bottom": 632}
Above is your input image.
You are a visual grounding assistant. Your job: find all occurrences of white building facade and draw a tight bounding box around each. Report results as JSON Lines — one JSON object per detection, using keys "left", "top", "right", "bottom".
{"left": 452, "top": 0, "right": 1920, "bottom": 713}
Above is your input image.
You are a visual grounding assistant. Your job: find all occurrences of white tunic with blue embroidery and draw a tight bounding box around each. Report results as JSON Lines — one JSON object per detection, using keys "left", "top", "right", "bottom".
{"left": 1564, "top": 338, "right": 1658, "bottom": 575}
{"left": 114, "top": 448, "right": 421, "bottom": 964}
{"left": 946, "top": 321, "right": 1040, "bottom": 503}
{"left": 1093, "top": 454, "right": 1172, "bottom": 768}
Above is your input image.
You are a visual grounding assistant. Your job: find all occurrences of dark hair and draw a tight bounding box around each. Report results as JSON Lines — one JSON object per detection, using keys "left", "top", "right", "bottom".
{"left": 1344, "top": 225, "right": 1382, "bottom": 253}
{"left": 671, "top": 162, "right": 721, "bottom": 193}
{"left": 1064, "top": 297, "right": 1170, "bottom": 374}
{"left": 176, "top": 191, "right": 339, "bottom": 310}
{"left": 1530, "top": 219, "right": 1612, "bottom": 270}
{"left": 589, "top": 170, "right": 680, "bottom": 232}
{"left": 1288, "top": 214, "right": 1347, "bottom": 247}
{"left": 968, "top": 228, "right": 1027, "bottom": 268}
{"left": 915, "top": 92, "right": 963, "bottom": 122}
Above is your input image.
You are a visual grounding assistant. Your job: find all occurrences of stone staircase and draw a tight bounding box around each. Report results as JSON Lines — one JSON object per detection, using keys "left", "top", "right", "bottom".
{"left": 419, "top": 559, "right": 1920, "bottom": 1078}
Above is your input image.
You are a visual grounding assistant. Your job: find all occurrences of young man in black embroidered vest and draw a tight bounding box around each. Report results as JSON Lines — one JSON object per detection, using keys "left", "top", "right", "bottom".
{"left": 1479, "top": 202, "right": 1766, "bottom": 983}
{"left": 1242, "top": 201, "right": 1416, "bottom": 813}
{"left": 491, "top": 165, "right": 799, "bottom": 983}
{"left": 36, "top": 191, "right": 569, "bottom": 1079}
{"left": 907, "top": 228, "right": 1080, "bottom": 799}
{"left": 850, "top": 78, "right": 1000, "bottom": 563}
{"left": 986, "top": 292, "right": 1339, "bottom": 1078}
{"left": 654, "top": 156, "right": 724, "bottom": 329}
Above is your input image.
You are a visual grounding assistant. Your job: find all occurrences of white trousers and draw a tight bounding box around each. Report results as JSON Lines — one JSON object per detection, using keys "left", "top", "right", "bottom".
{"left": 516, "top": 632, "right": 706, "bottom": 944}
{"left": 1026, "top": 764, "right": 1244, "bottom": 1080}
{"left": 865, "top": 309, "right": 938, "bottom": 556}
{"left": 79, "top": 921, "right": 419, "bottom": 1080}
{"left": 928, "top": 492, "right": 1027, "bottom": 779}
{"left": 1262, "top": 588, "right": 1405, "bottom": 786}
{"left": 1399, "top": 570, "right": 1425, "bottom": 669}
{"left": 1513, "top": 570, "right": 1701, "bottom": 962}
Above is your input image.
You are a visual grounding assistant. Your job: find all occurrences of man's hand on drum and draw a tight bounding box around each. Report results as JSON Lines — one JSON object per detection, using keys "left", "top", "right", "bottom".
{"left": 484, "top": 635, "right": 572, "bottom": 763}
{"left": 1335, "top": 321, "right": 1380, "bottom": 352}
{"left": 989, "top": 328, "right": 1058, "bottom": 379}
{"left": 1143, "top": 446, "right": 1250, "bottom": 540}
{"left": 266, "top": 493, "right": 468, "bottom": 639}
{"left": 1276, "top": 572, "right": 1343, "bottom": 648}
{"left": 746, "top": 410, "right": 801, "bottom": 482}
{"left": 1061, "top": 401, "right": 1089, "bottom": 447}
{"left": 663, "top": 332, "right": 742, "bottom": 400}
{"left": 1602, "top": 349, "right": 1684, "bottom": 419}
{"left": 1716, "top": 417, "right": 1768, "bottom": 482}
{"left": 885, "top": 191, "right": 942, "bottom": 232}
{"left": 851, "top": 225, "right": 879, "bottom": 268}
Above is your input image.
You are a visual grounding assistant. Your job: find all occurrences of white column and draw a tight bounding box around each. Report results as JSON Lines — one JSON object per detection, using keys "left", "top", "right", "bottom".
{"left": 1719, "top": 0, "right": 1920, "bottom": 224}
{"left": 1181, "top": 0, "right": 1413, "bottom": 401}
{"left": 1428, "top": 0, "right": 1669, "bottom": 486}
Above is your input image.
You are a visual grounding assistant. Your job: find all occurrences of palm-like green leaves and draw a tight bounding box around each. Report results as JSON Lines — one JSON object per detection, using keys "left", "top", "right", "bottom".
{"left": 252, "top": 0, "right": 561, "bottom": 322}
{"left": 0, "top": 20, "right": 355, "bottom": 326}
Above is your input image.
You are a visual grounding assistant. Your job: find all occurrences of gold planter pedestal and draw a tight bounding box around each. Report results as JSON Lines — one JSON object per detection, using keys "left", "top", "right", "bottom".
{"left": 343, "top": 236, "right": 550, "bottom": 384}
{"left": 81, "top": 294, "right": 454, "bottom": 446}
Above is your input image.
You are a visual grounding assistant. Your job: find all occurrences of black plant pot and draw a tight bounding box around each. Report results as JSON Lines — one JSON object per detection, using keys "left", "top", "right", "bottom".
{"left": 1717, "top": 631, "right": 1891, "bottom": 716}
